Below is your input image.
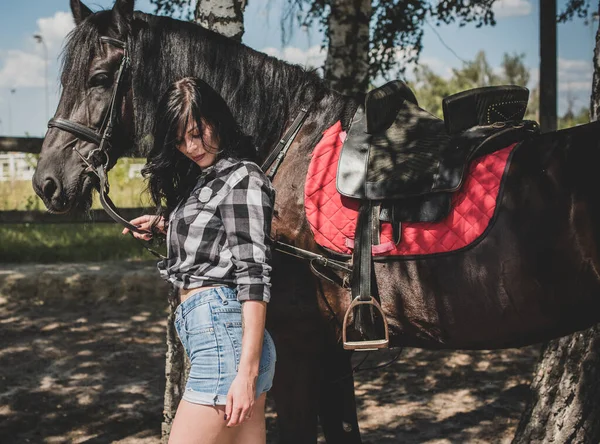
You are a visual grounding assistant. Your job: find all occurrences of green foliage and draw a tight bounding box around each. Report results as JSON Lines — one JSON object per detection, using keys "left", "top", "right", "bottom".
{"left": 409, "top": 50, "right": 533, "bottom": 118}
{"left": 408, "top": 50, "right": 587, "bottom": 128}
{"left": 558, "top": 106, "right": 590, "bottom": 129}
{"left": 558, "top": 0, "right": 594, "bottom": 22}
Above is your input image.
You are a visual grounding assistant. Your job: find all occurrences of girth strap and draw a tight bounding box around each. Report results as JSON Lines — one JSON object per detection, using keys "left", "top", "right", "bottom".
{"left": 352, "top": 201, "right": 373, "bottom": 302}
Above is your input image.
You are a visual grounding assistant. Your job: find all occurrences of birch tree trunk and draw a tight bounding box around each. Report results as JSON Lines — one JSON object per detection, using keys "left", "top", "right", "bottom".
{"left": 195, "top": 0, "right": 246, "bottom": 42}
{"left": 161, "top": 285, "right": 189, "bottom": 442}
{"left": 512, "top": 4, "right": 600, "bottom": 441}
{"left": 324, "top": 0, "right": 371, "bottom": 96}
{"left": 161, "top": 3, "right": 246, "bottom": 441}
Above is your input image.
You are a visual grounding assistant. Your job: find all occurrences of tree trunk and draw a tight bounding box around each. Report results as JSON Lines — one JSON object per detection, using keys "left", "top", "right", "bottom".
{"left": 539, "top": 0, "right": 557, "bottom": 132}
{"left": 512, "top": 326, "right": 600, "bottom": 443}
{"left": 513, "top": 4, "right": 600, "bottom": 442}
{"left": 161, "top": 285, "right": 190, "bottom": 443}
{"left": 324, "top": 0, "right": 371, "bottom": 96}
{"left": 195, "top": 0, "right": 246, "bottom": 42}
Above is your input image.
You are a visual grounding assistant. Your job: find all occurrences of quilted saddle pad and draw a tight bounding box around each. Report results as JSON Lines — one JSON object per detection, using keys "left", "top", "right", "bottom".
{"left": 304, "top": 121, "right": 516, "bottom": 257}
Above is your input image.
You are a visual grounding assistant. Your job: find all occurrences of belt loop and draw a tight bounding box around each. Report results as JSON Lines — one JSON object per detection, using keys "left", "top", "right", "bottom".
{"left": 215, "top": 286, "right": 228, "bottom": 305}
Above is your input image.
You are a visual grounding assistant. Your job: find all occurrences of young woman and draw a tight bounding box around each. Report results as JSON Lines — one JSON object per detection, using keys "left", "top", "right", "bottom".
{"left": 122, "top": 77, "right": 276, "bottom": 444}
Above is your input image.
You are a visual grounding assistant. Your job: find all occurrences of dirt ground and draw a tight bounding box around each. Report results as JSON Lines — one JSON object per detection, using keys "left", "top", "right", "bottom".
{"left": 0, "top": 262, "right": 540, "bottom": 444}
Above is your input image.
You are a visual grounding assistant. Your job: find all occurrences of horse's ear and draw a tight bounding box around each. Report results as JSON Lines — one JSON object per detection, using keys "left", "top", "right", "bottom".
{"left": 70, "top": 0, "right": 92, "bottom": 25}
{"left": 111, "top": 0, "right": 135, "bottom": 38}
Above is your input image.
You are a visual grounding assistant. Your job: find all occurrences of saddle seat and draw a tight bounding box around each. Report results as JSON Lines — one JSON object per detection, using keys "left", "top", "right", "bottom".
{"left": 338, "top": 81, "right": 539, "bottom": 223}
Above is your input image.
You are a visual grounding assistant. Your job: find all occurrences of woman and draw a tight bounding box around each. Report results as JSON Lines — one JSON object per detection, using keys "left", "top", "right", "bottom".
{"left": 122, "top": 77, "right": 276, "bottom": 444}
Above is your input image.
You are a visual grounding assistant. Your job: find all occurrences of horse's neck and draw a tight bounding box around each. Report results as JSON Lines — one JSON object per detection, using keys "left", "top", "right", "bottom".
{"left": 133, "top": 16, "right": 352, "bottom": 158}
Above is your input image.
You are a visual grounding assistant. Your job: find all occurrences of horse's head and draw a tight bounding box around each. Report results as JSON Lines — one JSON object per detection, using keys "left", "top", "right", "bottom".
{"left": 32, "top": 0, "right": 136, "bottom": 213}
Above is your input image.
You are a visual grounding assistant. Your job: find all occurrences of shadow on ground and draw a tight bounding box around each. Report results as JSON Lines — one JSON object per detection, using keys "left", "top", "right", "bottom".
{"left": 0, "top": 262, "right": 539, "bottom": 443}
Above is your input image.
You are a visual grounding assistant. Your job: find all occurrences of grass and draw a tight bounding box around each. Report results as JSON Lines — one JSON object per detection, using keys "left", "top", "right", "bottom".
{"left": 1, "top": 223, "right": 164, "bottom": 263}
{"left": 1, "top": 158, "right": 163, "bottom": 263}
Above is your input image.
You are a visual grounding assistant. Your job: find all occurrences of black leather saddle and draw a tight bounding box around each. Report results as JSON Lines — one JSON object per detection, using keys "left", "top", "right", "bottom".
{"left": 338, "top": 81, "right": 539, "bottom": 351}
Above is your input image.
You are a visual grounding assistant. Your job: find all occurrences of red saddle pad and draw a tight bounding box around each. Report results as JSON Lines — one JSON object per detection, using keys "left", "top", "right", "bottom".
{"left": 304, "top": 121, "right": 516, "bottom": 257}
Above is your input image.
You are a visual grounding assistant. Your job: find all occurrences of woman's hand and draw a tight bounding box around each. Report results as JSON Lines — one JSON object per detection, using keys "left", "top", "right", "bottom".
{"left": 121, "top": 214, "right": 166, "bottom": 240}
{"left": 225, "top": 372, "right": 257, "bottom": 427}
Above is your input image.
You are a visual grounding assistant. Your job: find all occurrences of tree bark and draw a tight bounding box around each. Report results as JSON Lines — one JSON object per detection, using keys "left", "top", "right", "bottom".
{"left": 161, "top": 285, "right": 190, "bottom": 443}
{"left": 324, "top": 0, "right": 371, "bottom": 96}
{"left": 512, "top": 326, "right": 600, "bottom": 443}
{"left": 513, "top": 4, "right": 600, "bottom": 442}
{"left": 195, "top": 0, "right": 246, "bottom": 42}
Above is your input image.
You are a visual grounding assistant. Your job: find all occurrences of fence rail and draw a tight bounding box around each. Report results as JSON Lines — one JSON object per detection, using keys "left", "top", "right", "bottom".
{"left": 0, "top": 137, "right": 43, "bottom": 154}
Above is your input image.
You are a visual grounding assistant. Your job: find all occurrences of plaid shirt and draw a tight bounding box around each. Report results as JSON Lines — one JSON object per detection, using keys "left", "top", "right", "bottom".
{"left": 157, "top": 157, "right": 276, "bottom": 302}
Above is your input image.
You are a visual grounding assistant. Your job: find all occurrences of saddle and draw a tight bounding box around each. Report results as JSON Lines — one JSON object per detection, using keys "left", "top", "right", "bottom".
{"left": 339, "top": 81, "right": 539, "bottom": 350}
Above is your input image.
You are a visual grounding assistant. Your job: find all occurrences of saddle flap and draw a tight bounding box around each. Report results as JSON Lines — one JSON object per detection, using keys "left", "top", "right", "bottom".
{"left": 442, "top": 85, "right": 529, "bottom": 134}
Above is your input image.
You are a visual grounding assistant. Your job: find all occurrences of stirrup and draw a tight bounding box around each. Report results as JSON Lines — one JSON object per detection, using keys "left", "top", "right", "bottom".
{"left": 342, "top": 296, "right": 390, "bottom": 351}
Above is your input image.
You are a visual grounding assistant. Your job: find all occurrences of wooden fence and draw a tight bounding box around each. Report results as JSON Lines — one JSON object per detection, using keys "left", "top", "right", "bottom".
{"left": 0, "top": 136, "right": 149, "bottom": 224}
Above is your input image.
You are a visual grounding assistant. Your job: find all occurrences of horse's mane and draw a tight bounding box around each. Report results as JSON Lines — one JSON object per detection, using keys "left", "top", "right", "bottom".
{"left": 61, "top": 10, "right": 351, "bottom": 157}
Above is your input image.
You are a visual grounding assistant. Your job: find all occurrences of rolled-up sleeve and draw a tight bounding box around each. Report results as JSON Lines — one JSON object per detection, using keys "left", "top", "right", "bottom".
{"left": 218, "top": 171, "right": 275, "bottom": 302}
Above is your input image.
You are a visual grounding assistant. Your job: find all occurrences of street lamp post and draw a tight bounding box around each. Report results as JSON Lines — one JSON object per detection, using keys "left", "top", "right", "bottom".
{"left": 7, "top": 88, "right": 16, "bottom": 135}
{"left": 33, "top": 33, "right": 49, "bottom": 124}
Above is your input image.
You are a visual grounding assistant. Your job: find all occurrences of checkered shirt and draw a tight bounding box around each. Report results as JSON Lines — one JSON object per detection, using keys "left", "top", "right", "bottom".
{"left": 157, "top": 157, "right": 276, "bottom": 302}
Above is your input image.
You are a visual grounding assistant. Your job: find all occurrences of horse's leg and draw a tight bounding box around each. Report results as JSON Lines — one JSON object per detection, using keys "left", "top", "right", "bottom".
{"left": 270, "top": 344, "right": 321, "bottom": 443}
{"left": 318, "top": 346, "right": 362, "bottom": 443}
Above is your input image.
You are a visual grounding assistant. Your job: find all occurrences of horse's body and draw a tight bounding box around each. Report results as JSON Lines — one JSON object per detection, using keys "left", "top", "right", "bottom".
{"left": 32, "top": 1, "right": 600, "bottom": 442}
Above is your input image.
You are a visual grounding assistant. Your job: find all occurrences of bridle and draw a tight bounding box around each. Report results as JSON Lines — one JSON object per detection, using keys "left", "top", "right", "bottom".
{"left": 47, "top": 36, "right": 156, "bottom": 241}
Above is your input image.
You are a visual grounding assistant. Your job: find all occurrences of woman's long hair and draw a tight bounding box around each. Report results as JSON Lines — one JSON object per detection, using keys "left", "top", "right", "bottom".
{"left": 142, "top": 77, "right": 255, "bottom": 234}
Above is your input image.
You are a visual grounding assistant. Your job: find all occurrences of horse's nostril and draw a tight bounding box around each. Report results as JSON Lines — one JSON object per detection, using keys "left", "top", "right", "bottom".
{"left": 42, "top": 177, "right": 60, "bottom": 202}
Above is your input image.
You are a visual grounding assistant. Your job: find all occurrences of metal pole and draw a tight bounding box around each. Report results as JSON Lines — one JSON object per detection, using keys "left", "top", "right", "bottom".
{"left": 539, "top": 0, "right": 557, "bottom": 132}
{"left": 34, "top": 34, "right": 49, "bottom": 124}
{"left": 7, "top": 89, "right": 15, "bottom": 135}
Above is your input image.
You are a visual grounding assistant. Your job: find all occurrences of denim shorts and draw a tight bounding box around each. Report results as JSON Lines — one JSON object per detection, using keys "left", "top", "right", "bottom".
{"left": 174, "top": 286, "right": 276, "bottom": 406}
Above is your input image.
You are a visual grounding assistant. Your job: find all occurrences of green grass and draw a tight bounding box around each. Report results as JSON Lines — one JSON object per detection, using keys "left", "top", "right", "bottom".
{"left": 1, "top": 158, "right": 162, "bottom": 263}
{"left": 1, "top": 223, "right": 165, "bottom": 263}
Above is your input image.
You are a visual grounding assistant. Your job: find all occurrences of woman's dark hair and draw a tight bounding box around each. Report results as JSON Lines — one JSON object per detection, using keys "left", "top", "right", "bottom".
{"left": 142, "top": 77, "right": 255, "bottom": 233}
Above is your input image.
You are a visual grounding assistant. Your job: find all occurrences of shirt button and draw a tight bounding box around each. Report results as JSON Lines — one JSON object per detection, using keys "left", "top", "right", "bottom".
{"left": 198, "top": 187, "right": 212, "bottom": 203}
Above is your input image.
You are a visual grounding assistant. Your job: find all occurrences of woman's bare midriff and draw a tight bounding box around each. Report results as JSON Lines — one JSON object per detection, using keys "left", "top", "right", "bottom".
{"left": 179, "top": 285, "right": 223, "bottom": 303}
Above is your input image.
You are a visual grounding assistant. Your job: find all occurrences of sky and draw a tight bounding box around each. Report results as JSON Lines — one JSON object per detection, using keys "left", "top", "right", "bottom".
{"left": 0, "top": 0, "right": 596, "bottom": 137}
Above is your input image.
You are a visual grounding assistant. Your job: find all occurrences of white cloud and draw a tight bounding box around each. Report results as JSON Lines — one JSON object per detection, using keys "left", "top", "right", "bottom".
{"left": 558, "top": 57, "right": 592, "bottom": 92}
{"left": 0, "top": 50, "right": 45, "bottom": 88}
{"left": 261, "top": 45, "right": 326, "bottom": 69}
{"left": 36, "top": 11, "right": 75, "bottom": 54}
{"left": 492, "top": 0, "right": 532, "bottom": 19}
{"left": 0, "top": 11, "right": 74, "bottom": 88}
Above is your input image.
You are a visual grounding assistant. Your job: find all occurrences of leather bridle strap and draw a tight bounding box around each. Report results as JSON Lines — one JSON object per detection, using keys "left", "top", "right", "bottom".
{"left": 261, "top": 107, "right": 309, "bottom": 179}
{"left": 47, "top": 119, "right": 103, "bottom": 145}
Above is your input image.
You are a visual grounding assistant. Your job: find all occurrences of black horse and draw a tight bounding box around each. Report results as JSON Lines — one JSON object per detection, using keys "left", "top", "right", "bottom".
{"left": 33, "top": 0, "right": 600, "bottom": 442}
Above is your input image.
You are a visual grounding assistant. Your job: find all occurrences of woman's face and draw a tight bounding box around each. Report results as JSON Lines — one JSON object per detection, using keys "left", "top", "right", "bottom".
{"left": 176, "top": 119, "right": 218, "bottom": 169}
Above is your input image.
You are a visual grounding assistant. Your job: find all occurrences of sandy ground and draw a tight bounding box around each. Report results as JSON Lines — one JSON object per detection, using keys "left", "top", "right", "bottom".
{"left": 0, "top": 263, "right": 539, "bottom": 444}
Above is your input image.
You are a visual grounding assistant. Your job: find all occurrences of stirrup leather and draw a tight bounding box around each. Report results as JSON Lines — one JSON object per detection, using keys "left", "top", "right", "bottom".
{"left": 342, "top": 296, "right": 390, "bottom": 351}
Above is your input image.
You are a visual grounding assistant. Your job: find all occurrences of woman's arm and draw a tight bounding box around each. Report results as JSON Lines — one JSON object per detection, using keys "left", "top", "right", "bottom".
{"left": 225, "top": 300, "right": 267, "bottom": 427}
{"left": 218, "top": 168, "right": 275, "bottom": 427}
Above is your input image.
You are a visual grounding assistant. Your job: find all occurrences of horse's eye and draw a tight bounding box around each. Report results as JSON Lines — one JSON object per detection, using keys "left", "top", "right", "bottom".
{"left": 89, "top": 73, "right": 111, "bottom": 88}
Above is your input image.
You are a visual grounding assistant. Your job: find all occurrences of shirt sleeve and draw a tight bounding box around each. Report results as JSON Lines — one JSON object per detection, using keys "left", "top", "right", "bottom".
{"left": 218, "top": 170, "right": 275, "bottom": 302}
